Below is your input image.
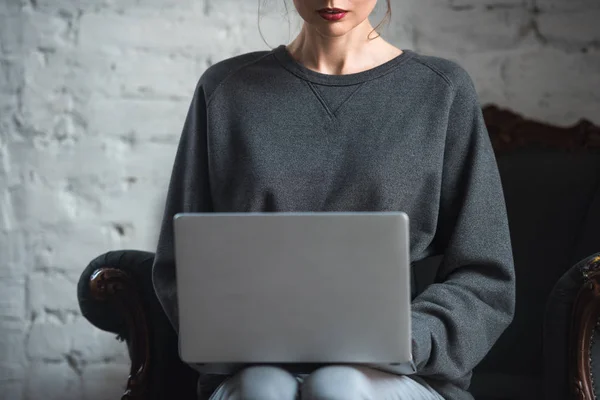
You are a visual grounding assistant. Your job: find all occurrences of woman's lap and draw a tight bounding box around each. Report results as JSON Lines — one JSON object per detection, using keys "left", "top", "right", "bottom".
{"left": 205, "top": 365, "right": 444, "bottom": 400}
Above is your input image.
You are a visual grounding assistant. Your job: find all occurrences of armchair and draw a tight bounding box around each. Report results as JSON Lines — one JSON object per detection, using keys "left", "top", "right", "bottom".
{"left": 77, "top": 105, "right": 600, "bottom": 399}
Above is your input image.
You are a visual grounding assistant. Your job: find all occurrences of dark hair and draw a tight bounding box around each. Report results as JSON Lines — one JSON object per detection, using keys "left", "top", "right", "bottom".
{"left": 259, "top": 0, "right": 392, "bottom": 47}
{"left": 370, "top": 0, "right": 392, "bottom": 40}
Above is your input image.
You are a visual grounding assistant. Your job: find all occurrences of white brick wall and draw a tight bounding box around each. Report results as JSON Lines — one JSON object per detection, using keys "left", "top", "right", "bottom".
{"left": 0, "top": 0, "right": 598, "bottom": 398}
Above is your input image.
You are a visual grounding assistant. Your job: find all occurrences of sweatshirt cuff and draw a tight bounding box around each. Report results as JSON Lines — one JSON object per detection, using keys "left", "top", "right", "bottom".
{"left": 411, "top": 312, "right": 432, "bottom": 371}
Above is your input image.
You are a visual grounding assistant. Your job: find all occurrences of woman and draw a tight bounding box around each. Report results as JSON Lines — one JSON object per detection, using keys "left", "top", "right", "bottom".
{"left": 152, "top": 0, "right": 516, "bottom": 399}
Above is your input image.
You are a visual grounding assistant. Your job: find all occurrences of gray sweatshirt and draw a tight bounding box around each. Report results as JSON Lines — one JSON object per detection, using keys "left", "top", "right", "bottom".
{"left": 152, "top": 44, "right": 516, "bottom": 399}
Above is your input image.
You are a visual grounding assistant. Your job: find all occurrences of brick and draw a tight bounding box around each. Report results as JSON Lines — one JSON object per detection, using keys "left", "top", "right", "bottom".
{"left": 0, "top": 320, "right": 27, "bottom": 366}
{"left": 56, "top": 0, "right": 116, "bottom": 11}
{"left": 98, "top": 195, "right": 165, "bottom": 249}
{"left": 537, "top": 10, "right": 600, "bottom": 44}
{"left": 27, "top": 222, "right": 115, "bottom": 274}
{"left": 0, "top": 189, "right": 16, "bottom": 231}
{"left": 0, "top": 100, "right": 16, "bottom": 140}
{"left": 31, "top": 0, "right": 199, "bottom": 15}
{"left": 448, "top": 0, "right": 531, "bottom": 6}
{"left": 0, "top": 12, "right": 24, "bottom": 54}
{"left": 0, "top": 276, "right": 25, "bottom": 320}
{"left": 208, "top": 0, "right": 267, "bottom": 15}
{"left": 410, "top": 0, "right": 533, "bottom": 53}
{"left": 25, "top": 362, "right": 83, "bottom": 400}
{"left": 83, "top": 97, "right": 188, "bottom": 138}
{"left": 502, "top": 48, "right": 600, "bottom": 124}
{"left": 20, "top": 52, "right": 77, "bottom": 135}
{"left": 0, "top": 231, "right": 27, "bottom": 279}
{"left": 81, "top": 363, "right": 130, "bottom": 400}
{"left": 0, "top": 9, "right": 72, "bottom": 63}
{"left": 107, "top": 0, "right": 197, "bottom": 14}
{"left": 0, "top": 320, "right": 26, "bottom": 399}
{"left": 28, "top": 272, "right": 79, "bottom": 314}
{"left": 69, "top": 318, "right": 129, "bottom": 363}
{"left": 27, "top": 0, "right": 112, "bottom": 14}
{"left": 536, "top": 0, "right": 600, "bottom": 11}
{"left": 0, "top": 0, "right": 22, "bottom": 14}
{"left": 26, "top": 320, "right": 71, "bottom": 361}
{"left": 77, "top": 47, "right": 205, "bottom": 99}
{"left": 10, "top": 182, "right": 100, "bottom": 228}
{"left": 0, "top": 57, "right": 22, "bottom": 93}
{"left": 0, "top": 363, "right": 25, "bottom": 400}
{"left": 78, "top": 12, "right": 224, "bottom": 52}
{"left": 7, "top": 137, "right": 127, "bottom": 189}
{"left": 92, "top": 139, "right": 176, "bottom": 248}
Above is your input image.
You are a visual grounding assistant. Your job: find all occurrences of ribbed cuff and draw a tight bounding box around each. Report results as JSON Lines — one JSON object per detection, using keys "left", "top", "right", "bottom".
{"left": 411, "top": 312, "right": 432, "bottom": 371}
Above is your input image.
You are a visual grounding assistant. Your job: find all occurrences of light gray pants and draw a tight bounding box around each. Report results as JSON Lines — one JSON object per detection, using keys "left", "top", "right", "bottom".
{"left": 207, "top": 365, "right": 444, "bottom": 400}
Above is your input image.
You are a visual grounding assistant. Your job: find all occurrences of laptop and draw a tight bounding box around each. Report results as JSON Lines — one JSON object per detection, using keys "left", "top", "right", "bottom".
{"left": 174, "top": 211, "right": 416, "bottom": 375}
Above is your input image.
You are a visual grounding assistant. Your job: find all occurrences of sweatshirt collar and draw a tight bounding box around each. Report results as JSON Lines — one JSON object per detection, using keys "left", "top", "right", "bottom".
{"left": 272, "top": 44, "right": 414, "bottom": 86}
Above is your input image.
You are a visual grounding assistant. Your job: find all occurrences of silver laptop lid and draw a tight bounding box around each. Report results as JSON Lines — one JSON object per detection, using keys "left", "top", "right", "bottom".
{"left": 174, "top": 212, "right": 412, "bottom": 367}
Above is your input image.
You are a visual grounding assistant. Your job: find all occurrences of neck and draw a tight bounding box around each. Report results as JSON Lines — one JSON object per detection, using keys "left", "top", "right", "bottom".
{"left": 286, "top": 20, "right": 387, "bottom": 76}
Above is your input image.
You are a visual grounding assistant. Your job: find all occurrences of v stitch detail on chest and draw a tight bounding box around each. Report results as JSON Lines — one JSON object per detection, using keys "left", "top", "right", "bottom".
{"left": 305, "top": 81, "right": 367, "bottom": 120}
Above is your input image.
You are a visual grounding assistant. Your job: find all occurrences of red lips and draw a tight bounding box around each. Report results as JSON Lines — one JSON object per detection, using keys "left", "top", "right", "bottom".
{"left": 317, "top": 6, "right": 349, "bottom": 21}
{"left": 318, "top": 7, "right": 348, "bottom": 12}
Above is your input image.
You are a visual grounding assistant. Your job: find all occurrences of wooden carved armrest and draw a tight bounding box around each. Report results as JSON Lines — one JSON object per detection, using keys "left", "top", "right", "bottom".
{"left": 482, "top": 104, "right": 600, "bottom": 153}
{"left": 90, "top": 267, "right": 151, "bottom": 400}
{"left": 571, "top": 254, "right": 600, "bottom": 399}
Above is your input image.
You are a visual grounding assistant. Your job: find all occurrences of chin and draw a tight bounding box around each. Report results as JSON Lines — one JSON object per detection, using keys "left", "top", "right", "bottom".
{"left": 313, "top": 22, "right": 356, "bottom": 37}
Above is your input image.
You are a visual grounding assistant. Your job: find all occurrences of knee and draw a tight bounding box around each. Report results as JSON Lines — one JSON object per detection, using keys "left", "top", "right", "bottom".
{"left": 237, "top": 366, "right": 298, "bottom": 400}
{"left": 301, "top": 366, "right": 373, "bottom": 400}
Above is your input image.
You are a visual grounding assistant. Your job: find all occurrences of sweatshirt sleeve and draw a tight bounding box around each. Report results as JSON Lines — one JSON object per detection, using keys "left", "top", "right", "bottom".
{"left": 152, "top": 78, "right": 213, "bottom": 331}
{"left": 410, "top": 68, "right": 516, "bottom": 381}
